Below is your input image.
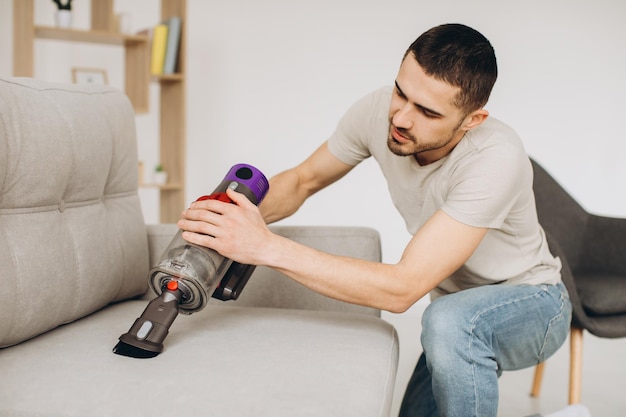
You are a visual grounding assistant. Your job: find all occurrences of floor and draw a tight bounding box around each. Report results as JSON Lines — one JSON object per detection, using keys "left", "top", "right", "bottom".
{"left": 383, "top": 301, "right": 626, "bottom": 417}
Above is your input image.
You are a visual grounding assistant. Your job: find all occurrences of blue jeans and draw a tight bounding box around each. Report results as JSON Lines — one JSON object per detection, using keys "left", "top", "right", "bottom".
{"left": 399, "top": 282, "right": 572, "bottom": 417}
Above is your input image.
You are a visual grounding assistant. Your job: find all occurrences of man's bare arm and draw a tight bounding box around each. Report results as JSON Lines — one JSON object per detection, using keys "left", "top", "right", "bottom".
{"left": 259, "top": 141, "right": 353, "bottom": 224}
{"left": 179, "top": 193, "right": 488, "bottom": 313}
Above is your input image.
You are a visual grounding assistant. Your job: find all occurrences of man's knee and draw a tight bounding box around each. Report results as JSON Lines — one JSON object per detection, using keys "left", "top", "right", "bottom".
{"left": 421, "top": 297, "right": 472, "bottom": 359}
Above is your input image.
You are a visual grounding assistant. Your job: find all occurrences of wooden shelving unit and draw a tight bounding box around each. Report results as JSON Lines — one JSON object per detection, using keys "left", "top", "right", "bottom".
{"left": 13, "top": 0, "right": 187, "bottom": 223}
{"left": 157, "top": 0, "right": 186, "bottom": 223}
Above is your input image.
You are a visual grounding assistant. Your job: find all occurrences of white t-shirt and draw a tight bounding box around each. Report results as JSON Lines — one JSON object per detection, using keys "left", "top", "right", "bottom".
{"left": 327, "top": 86, "right": 561, "bottom": 298}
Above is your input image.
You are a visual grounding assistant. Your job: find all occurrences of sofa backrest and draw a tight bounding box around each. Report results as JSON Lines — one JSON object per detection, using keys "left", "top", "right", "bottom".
{"left": 235, "top": 225, "right": 381, "bottom": 317}
{"left": 0, "top": 77, "right": 149, "bottom": 347}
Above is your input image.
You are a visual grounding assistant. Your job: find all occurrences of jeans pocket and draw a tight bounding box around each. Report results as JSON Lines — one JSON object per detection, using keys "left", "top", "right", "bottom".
{"left": 538, "top": 283, "right": 572, "bottom": 361}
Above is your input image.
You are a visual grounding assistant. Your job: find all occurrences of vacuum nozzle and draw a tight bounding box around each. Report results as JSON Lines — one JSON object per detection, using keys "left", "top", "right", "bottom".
{"left": 113, "top": 281, "right": 184, "bottom": 358}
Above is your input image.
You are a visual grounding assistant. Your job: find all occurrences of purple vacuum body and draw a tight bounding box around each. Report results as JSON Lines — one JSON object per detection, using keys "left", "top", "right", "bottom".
{"left": 113, "top": 164, "right": 269, "bottom": 358}
{"left": 221, "top": 163, "right": 269, "bottom": 204}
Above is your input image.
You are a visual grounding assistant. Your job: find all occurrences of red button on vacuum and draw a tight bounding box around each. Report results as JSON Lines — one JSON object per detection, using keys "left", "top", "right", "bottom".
{"left": 166, "top": 280, "right": 179, "bottom": 291}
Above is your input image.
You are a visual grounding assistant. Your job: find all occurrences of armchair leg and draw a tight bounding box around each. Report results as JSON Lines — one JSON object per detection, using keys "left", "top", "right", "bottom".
{"left": 530, "top": 362, "right": 545, "bottom": 397}
{"left": 569, "top": 326, "right": 583, "bottom": 404}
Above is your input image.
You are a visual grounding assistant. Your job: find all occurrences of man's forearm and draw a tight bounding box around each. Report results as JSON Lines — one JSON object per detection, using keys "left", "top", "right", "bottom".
{"left": 260, "top": 209, "right": 487, "bottom": 313}
{"left": 262, "top": 232, "right": 424, "bottom": 313}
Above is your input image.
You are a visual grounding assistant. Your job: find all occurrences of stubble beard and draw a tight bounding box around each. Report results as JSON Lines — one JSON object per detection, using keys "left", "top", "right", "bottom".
{"left": 386, "top": 119, "right": 464, "bottom": 159}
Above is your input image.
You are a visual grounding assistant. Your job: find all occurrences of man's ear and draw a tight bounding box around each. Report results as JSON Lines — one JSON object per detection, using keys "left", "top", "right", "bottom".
{"left": 462, "top": 109, "right": 489, "bottom": 131}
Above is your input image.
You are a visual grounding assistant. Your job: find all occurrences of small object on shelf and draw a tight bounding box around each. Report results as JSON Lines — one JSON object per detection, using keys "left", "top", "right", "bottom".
{"left": 52, "top": 0, "right": 72, "bottom": 28}
{"left": 163, "top": 16, "right": 181, "bottom": 74}
{"left": 153, "top": 164, "right": 168, "bottom": 185}
{"left": 150, "top": 24, "right": 168, "bottom": 75}
{"left": 71, "top": 68, "right": 108, "bottom": 85}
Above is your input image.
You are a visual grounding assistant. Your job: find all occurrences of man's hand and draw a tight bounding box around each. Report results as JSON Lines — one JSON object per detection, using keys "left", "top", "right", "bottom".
{"left": 178, "top": 187, "right": 273, "bottom": 266}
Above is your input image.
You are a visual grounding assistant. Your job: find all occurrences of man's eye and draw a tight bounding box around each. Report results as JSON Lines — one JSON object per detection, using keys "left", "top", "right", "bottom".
{"left": 418, "top": 107, "right": 438, "bottom": 119}
{"left": 394, "top": 87, "right": 406, "bottom": 99}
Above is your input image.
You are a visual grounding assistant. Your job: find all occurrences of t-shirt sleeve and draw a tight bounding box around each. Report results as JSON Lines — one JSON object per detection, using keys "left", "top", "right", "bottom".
{"left": 441, "top": 139, "right": 531, "bottom": 229}
{"left": 327, "top": 87, "right": 391, "bottom": 166}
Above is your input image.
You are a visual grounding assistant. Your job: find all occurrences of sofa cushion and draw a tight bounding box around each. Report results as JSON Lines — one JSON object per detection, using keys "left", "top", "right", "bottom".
{"left": 0, "top": 300, "right": 399, "bottom": 417}
{"left": 0, "top": 78, "right": 149, "bottom": 347}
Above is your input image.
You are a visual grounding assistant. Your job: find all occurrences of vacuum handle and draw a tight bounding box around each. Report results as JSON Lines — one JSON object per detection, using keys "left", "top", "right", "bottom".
{"left": 211, "top": 262, "right": 257, "bottom": 301}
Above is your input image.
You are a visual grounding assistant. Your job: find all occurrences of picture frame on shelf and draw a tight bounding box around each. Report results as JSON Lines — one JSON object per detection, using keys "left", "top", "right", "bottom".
{"left": 72, "top": 68, "right": 108, "bottom": 85}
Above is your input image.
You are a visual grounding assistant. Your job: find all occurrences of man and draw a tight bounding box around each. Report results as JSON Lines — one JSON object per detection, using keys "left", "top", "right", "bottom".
{"left": 178, "top": 24, "right": 573, "bottom": 417}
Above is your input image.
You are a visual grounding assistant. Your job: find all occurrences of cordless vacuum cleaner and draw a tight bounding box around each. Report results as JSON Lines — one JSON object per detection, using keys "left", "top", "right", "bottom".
{"left": 113, "top": 163, "right": 269, "bottom": 359}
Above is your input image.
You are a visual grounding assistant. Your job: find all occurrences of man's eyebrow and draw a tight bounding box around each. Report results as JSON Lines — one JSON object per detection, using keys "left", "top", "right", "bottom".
{"left": 394, "top": 80, "right": 444, "bottom": 118}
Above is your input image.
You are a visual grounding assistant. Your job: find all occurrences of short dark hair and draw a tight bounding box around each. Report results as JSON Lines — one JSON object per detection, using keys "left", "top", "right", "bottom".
{"left": 405, "top": 23, "right": 498, "bottom": 114}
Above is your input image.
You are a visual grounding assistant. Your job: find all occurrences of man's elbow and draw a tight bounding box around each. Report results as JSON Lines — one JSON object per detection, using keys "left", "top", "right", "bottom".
{"left": 383, "top": 293, "right": 421, "bottom": 314}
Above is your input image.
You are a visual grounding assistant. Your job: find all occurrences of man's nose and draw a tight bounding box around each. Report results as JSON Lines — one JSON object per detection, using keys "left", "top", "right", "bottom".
{"left": 392, "top": 104, "right": 414, "bottom": 129}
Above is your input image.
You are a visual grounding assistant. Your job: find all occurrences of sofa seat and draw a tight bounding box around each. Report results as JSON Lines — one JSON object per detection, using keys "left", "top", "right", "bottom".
{"left": 0, "top": 300, "right": 397, "bottom": 417}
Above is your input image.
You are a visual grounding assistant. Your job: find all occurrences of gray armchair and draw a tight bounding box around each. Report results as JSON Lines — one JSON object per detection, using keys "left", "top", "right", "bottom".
{"left": 529, "top": 158, "right": 626, "bottom": 404}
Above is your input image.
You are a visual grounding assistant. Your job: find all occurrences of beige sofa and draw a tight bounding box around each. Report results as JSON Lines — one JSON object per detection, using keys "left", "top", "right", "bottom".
{"left": 0, "top": 77, "right": 398, "bottom": 416}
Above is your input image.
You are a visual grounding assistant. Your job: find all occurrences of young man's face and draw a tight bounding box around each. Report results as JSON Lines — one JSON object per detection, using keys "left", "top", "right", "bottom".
{"left": 388, "top": 55, "right": 481, "bottom": 165}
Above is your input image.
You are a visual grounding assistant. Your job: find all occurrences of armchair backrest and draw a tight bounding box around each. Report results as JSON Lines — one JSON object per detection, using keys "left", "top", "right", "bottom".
{"left": 530, "top": 158, "right": 589, "bottom": 273}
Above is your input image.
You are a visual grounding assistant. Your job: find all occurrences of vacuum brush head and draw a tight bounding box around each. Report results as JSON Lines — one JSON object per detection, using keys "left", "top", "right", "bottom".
{"left": 113, "top": 340, "right": 161, "bottom": 359}
{"left": 113, "top": 284, "right": 183, "bottom": 359}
